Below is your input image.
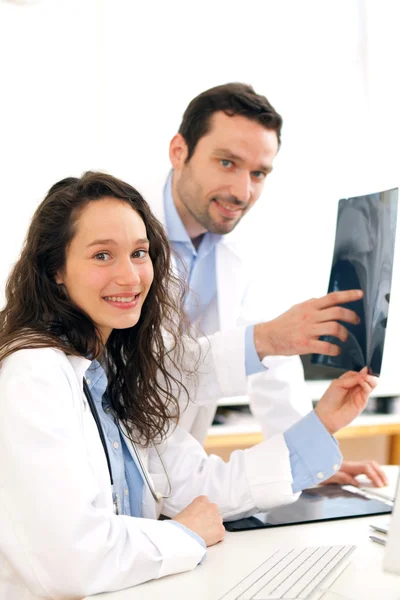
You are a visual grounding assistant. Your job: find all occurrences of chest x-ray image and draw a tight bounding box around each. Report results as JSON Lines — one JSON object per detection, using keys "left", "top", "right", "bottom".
{"left": 312, "top": 188, "right": 398, "bottom": 376}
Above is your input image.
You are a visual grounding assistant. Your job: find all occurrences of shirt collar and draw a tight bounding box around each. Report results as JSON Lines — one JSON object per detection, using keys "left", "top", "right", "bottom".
{"left": 163, "top": 170, "right": 192, "bottom": 244}
{"left": 86, "top": 359, "right": 106, "bottom": 389}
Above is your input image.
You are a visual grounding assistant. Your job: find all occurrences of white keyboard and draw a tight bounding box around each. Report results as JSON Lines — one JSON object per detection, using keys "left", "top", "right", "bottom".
{"left": 219, "top": 545, "right": 356, "bottom": 600}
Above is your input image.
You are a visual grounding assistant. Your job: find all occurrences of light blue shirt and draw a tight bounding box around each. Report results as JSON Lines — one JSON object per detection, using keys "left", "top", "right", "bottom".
{"left": 283, "top": 410, "right": 342, "bottom": 493}
{"left": 85, "top": 361, "right": 206, "bottom": 553}
{"left": 163, "top": 172, "right": 343, "bottom": 490}
{"left": 85, "top": 362, "right": 342, "bottom": 522}
{"left": 163, "top": 172, "right": 263, "bottom": 377}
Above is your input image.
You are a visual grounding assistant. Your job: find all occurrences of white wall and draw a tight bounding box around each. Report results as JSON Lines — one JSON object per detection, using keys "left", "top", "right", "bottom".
{"left": 0, "top": 0, "right": 103, "bottom": 290}
{"left": 0, "top": 0, "right": 399, "bottom": 386}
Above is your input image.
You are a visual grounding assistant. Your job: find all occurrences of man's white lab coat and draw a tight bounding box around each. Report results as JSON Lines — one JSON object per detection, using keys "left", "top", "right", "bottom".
{"left": 150, "top": 186, "right": 312, "bottom": 442}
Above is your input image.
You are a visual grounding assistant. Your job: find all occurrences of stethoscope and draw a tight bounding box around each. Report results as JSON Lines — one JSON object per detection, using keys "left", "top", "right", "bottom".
{"left": 83, "top": 379, "right": 173, "bottom": 511}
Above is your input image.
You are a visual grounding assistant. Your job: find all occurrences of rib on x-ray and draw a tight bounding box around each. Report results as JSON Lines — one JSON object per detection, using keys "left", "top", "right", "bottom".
{"left": 312, "top": 188, "right": 398, "bottom": 376}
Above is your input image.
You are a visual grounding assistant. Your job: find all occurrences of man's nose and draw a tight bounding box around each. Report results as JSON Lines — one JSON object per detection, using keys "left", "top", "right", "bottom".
{"left": 230, "top": 171, "right": 252, "bottom": 204}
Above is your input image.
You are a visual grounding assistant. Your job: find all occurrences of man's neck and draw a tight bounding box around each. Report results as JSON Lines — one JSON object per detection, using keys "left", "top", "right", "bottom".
{"left": 171, "top": 171, "right": 207, "bottom": 241}
{"left": 191, "top": 233, "right": 205, "bottom": 251}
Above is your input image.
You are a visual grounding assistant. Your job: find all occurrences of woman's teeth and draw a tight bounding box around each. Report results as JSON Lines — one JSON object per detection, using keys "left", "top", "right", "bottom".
{"left": 104, "top": 296, "right": 136, "bottom": 303}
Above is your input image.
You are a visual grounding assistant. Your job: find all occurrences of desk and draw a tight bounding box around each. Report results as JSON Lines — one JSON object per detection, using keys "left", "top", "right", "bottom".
{"left": 205, "top": 414, "right": 400, "bottom": 464}
{"left": 88, "top": 466, "right": 399, "bottom": 600}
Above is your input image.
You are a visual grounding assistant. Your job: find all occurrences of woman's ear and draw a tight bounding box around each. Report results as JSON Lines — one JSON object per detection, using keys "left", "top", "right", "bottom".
{"left": 169, "top": 133, "right": 188, "bottom": 170}
{"left": 55, "top": 272, "right": 64, "bottom": 285}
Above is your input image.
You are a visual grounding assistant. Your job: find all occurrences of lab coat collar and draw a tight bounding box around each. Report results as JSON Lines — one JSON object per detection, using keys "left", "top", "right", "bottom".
{"left": 67, "top": 354, "right": 92, "bottom": 384}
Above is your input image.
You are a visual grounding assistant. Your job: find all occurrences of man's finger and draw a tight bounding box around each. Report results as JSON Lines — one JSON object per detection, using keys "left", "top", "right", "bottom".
{"left": 315, "top": 290, "right": 364, "bottom": 310}
{"left": 317, "top": 306, "right": 361, "bottom": 325}
{"left": 315, "top": 322, "right": 349, "bottom": 343}
{"left": 310, "top": 340, "right": 341, "bottom": 357}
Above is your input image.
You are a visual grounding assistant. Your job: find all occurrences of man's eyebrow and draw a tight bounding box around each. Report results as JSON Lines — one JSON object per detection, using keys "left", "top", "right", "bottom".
{"left": 213, "top": 149, "right": 273, "bottom": 173}
{"left": 86, "top": 237, "right": 150, "bottom": 248}
{"left": 213, "top": 149, "right": 244, "bottom": 162}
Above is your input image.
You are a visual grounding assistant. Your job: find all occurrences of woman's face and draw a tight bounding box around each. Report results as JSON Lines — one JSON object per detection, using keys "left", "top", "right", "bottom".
{"left": 57, "top": 197, "right": 154, "bottom": 342}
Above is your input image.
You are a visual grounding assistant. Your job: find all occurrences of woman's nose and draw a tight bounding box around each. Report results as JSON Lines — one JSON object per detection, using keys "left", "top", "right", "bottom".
{"left": 115, "top": 259, "right": 141, "bottom": 286}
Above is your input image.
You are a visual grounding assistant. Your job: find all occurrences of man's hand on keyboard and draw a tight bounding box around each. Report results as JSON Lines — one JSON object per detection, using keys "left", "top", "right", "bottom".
{"left": 323, "top": 460, "right": 389, "bottom": 487}
{"left": 314, "top": 367, "right": 378, "bottom": 435}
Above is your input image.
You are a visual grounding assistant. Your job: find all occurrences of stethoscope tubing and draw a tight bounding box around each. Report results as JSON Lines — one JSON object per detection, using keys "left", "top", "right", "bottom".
{"left": 83, "top": 379, "right": 172, "bottom": 504}
{"left": 83, "top": 378, "right": 114, "bottom": 486}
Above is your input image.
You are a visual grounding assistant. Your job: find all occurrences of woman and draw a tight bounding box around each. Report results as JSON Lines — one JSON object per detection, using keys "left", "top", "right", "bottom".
{"left": 0, "top": 172, "right": 376, "bottom": 599}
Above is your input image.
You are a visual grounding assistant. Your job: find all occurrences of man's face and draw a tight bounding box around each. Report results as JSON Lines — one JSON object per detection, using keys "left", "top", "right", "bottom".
{"left": 171, "top": 111, "right": 279, "bottom": 237}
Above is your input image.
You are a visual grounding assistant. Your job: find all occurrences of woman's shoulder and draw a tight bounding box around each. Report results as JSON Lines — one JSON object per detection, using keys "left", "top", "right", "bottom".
{"left": 0, "top": 346, "right": 68, "bottom": 374}
{"left": 1, "top": 346, "right": 91, "bottom": 386}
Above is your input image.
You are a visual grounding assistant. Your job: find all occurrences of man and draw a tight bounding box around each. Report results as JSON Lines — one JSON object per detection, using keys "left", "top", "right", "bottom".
{"left": 151, "top": 82, "right": 387, "bottom": 488}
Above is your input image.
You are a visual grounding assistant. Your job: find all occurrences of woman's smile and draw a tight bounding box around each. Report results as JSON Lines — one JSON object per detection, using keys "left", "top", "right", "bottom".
{"left": 103, "top": 293, "right": 141, "bottom": 309}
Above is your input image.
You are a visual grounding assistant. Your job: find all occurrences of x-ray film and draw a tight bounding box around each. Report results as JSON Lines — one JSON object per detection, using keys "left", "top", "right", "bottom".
{"left": 312, "top": 188, "right": 398, "bottom": 376}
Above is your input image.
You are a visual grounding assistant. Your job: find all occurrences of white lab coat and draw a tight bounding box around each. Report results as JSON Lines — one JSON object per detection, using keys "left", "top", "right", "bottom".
{"left": 0, "top": 345, "right": 296, "bottom": 600}
{"left": 150, "top": 184, "right": 313, "bottom": 442}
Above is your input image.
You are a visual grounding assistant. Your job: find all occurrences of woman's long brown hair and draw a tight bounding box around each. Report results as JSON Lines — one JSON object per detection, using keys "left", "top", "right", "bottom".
{"left": 0, "top": 171, "right": 195, "bottom": 445}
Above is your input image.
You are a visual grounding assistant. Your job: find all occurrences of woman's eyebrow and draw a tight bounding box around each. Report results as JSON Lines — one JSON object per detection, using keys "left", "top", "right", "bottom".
{"left": 87, "top": 238, "right": 117, "bottom": 248}
{"left": 86, "top": 237, "right": 149, "bottom": 248}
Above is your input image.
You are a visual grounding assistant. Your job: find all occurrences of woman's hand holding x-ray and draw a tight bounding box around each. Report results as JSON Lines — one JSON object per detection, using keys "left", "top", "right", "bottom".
{"left": 314, "top": 367, "right": 378, "bottom": 435}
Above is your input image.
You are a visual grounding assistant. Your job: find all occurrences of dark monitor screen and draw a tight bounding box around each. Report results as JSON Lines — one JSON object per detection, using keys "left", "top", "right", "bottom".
{"left": 311, "top": 188, "right": 398, "bottom": 376}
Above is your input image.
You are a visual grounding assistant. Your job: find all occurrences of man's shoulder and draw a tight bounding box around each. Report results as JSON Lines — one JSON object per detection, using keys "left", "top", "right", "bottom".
{"left": 219, "top": 221, "right": 265, "bottom": 263}
{"left": 141, "top": 174, "right": 169, "bottom": 225}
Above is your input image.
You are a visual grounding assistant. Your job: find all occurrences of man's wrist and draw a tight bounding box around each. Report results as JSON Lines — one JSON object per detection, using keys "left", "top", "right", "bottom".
{"left": 254, "top": 322, "right": 274, "bottom": 360}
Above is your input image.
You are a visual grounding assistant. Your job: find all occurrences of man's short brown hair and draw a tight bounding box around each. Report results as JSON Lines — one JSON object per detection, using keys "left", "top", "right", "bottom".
{"left": 178, "top": 82, "right": 283, "bottom": 161}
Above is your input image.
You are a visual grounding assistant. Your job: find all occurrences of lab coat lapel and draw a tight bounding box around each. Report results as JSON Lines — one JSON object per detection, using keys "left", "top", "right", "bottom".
{"left": 216, "top": 236, "right": 246, "bottom": 330}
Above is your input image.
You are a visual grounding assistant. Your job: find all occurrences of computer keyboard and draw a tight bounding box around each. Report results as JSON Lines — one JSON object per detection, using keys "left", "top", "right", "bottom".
{"left": 219, "top": 545, "right": 356, "bottom": 599}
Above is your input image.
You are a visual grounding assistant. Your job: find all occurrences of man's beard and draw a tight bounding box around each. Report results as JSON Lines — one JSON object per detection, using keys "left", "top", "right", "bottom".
{"left": 177, "top": 172, "right": 245, "bottom": 235}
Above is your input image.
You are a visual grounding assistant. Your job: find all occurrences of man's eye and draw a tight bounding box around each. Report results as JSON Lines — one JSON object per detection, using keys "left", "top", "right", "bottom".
{"left": 220, "top": 159, "right": 233, "bottom": 168}
{"left": 94, "top": 252, "right": 111, "bottom": 261}
{"left": 252, "top": 171, "right": 266, "bottom": 180}
{"left": 132, "top": 249, "right": 148, "bottom": 259}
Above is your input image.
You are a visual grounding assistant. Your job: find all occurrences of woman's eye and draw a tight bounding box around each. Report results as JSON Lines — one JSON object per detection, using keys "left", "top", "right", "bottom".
{"left": 94, "top": 252, "right": 111, "bottom": 261}
{"left": 132, "top": 249, "right": 148, "bottom": 259}
{"left": 220, "top": 159, "right": 233, "bottom": 168}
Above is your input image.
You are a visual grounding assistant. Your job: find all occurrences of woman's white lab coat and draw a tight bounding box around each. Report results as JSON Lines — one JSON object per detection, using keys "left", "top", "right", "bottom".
{"left": 0, "top": 343, "right": 295, "bottom": 600}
